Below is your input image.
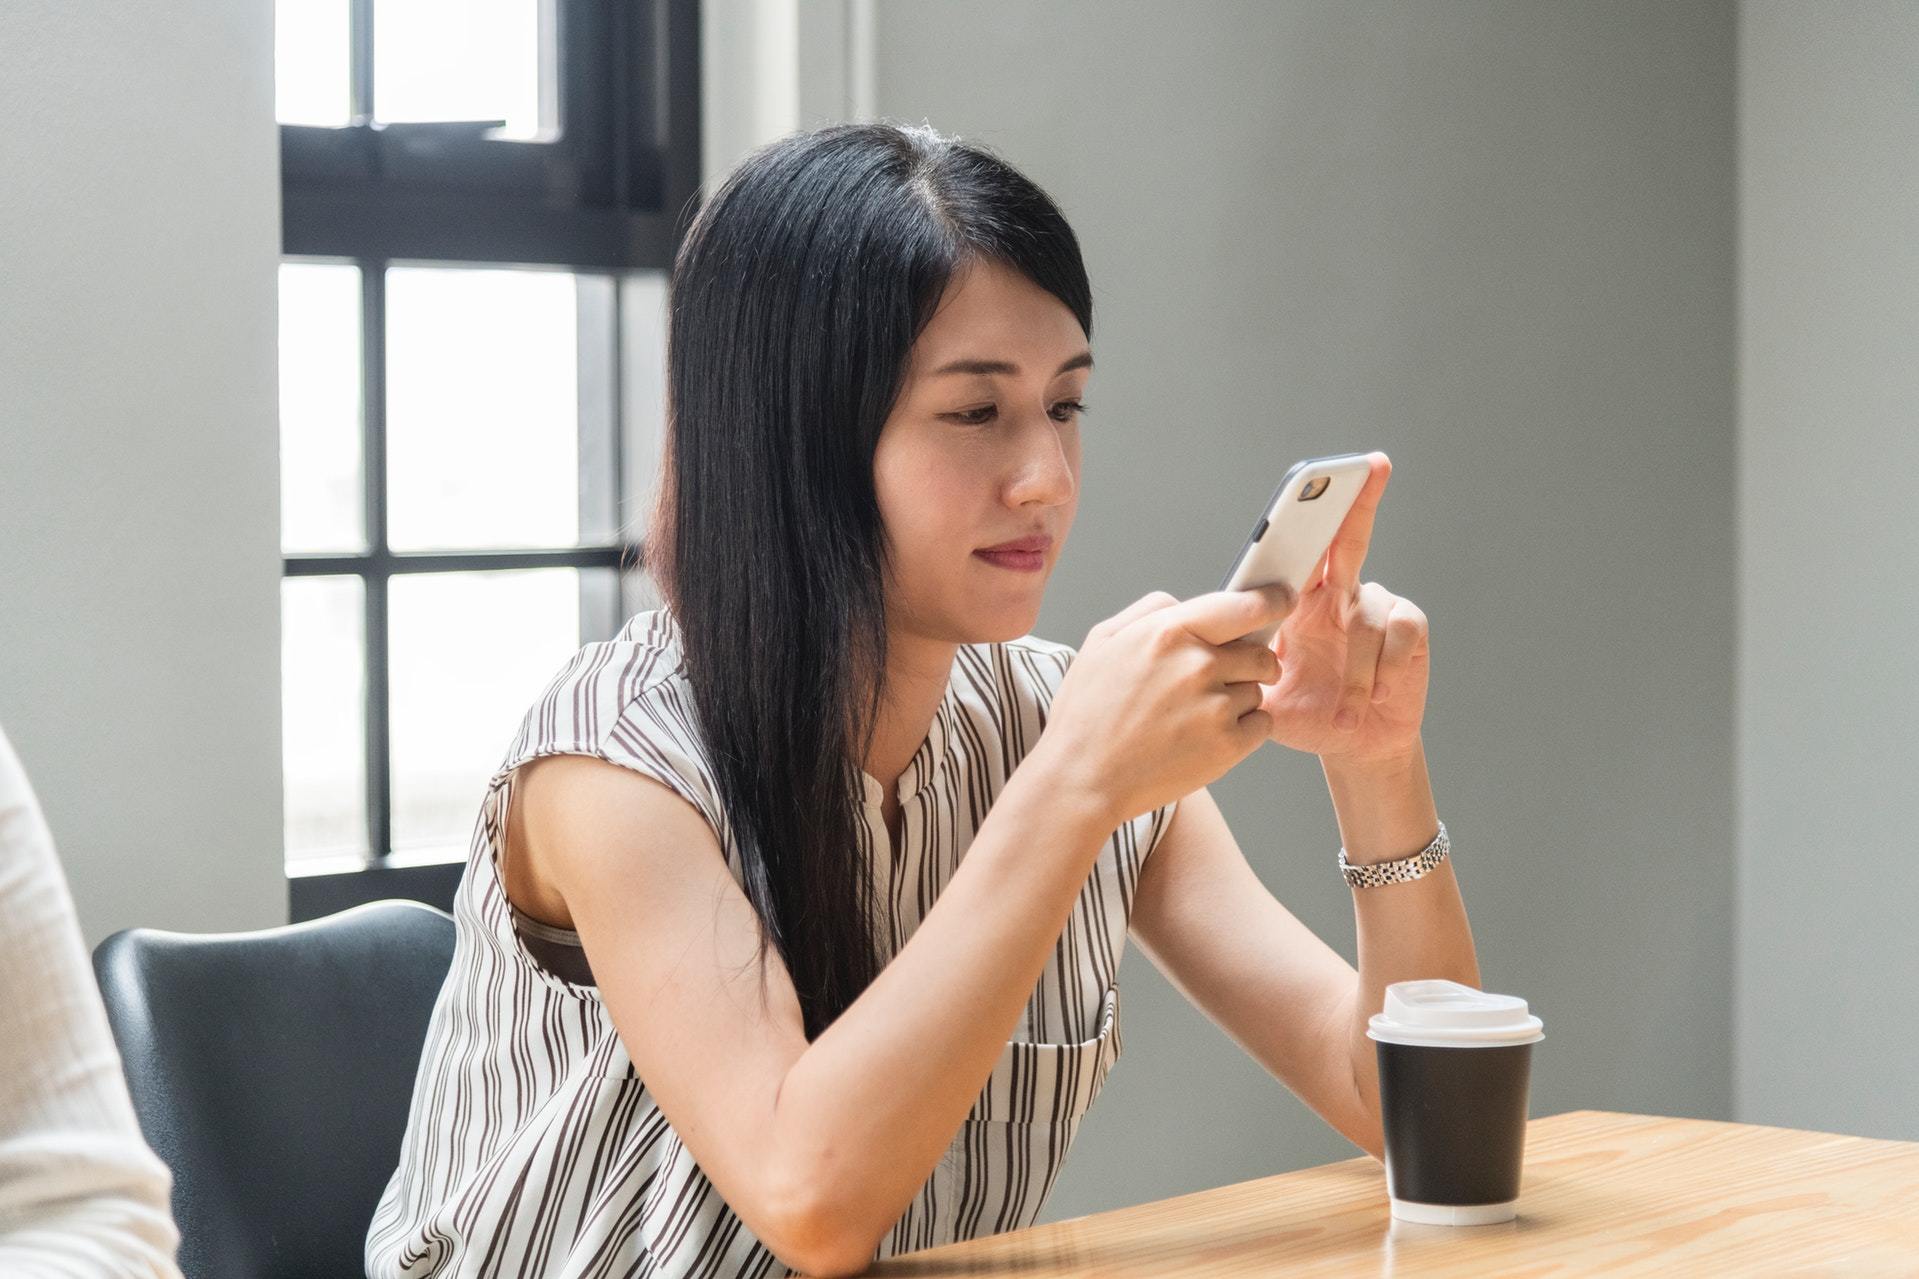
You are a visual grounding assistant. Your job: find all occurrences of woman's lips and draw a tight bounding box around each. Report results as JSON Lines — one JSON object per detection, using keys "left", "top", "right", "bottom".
{"left": 973, "top": 548, "right": 1046, "bottom": 572}
{"left": 975, "top": 533, "right": 1051, "bottom": 573}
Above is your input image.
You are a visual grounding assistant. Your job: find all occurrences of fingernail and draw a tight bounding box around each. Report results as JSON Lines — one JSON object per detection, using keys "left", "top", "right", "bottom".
{"left": 1335, "top": 707, "right": 1359, "bottom": 730}
{"left": 1372, "top": 682, "right": 1389, "bottom": 701}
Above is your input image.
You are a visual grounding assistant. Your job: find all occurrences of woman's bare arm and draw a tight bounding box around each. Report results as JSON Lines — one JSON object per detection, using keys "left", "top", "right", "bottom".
{"left": 1127, "top": 783, "right": 1381, "bottom": 1158}
{"left": 512, "top": 739, "right": 1115, "bottom": 1277}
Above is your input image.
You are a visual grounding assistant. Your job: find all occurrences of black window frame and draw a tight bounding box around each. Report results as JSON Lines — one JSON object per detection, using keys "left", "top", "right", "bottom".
{"left": 282, "top": 0, "right": 701, "bottom": 919}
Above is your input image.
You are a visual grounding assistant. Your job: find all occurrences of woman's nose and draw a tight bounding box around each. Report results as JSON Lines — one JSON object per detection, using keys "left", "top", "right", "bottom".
{"left": 1005, "top": 414, "right": 1076, "bottom": 506}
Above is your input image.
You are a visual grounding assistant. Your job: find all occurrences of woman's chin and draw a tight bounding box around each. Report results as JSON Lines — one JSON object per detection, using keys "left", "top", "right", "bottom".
{"left": 963, "top": 595, "right": 1046, "bottom": 645}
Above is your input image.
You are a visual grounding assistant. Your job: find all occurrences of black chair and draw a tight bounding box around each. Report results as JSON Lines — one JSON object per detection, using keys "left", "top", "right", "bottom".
{"left": 93, "top": 899, "right": 456, "bottom": 1279}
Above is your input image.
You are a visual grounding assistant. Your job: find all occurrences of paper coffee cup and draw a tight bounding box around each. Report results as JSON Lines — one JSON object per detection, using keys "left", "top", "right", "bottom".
{"left": 1365, "top": 979, "right": 1544, "bottom": 1225}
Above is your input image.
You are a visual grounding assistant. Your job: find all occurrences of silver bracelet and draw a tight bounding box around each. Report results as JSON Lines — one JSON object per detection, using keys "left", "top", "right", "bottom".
{"left": 1339, "top": 820, "right": 1450, "bottom": 889}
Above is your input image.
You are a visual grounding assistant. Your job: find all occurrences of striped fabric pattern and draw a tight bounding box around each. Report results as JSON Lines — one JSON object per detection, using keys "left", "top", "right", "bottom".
{"left": 366, "top": 608, "right": 1178, "bottom": 1278}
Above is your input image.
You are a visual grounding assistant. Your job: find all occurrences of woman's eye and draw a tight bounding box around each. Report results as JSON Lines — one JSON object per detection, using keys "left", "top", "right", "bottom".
{"left": 943, "top": 400, "right": 1088, "bottom": 427}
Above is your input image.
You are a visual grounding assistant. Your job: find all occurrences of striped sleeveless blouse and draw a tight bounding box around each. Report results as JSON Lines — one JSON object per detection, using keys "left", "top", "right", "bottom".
{"left": 366, "top": 606, "right": 1179, "bottom": 1278}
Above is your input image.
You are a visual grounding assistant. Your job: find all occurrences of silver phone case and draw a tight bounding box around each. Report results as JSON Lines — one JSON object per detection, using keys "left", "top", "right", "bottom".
{"left": 1217, "top": 452, "right": 1373, "bottom": 646}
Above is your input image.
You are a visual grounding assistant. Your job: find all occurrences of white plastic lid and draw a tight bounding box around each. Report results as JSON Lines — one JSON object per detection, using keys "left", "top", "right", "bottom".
{"left": 1365, "top": 979, "right": 1544, "bottom": 1048}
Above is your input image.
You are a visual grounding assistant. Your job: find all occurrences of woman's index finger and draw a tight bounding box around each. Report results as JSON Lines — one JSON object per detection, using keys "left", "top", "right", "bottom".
{"left": 1324, "top": 451, "right": 1392, "bottom": 593}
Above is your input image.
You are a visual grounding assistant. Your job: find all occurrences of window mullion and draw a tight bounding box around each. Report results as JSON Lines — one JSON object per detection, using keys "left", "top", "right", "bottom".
{"left": 349, "top": 0, "right": 374, "bottom": 124}
{"left": 609, "top": 275, "right": 632, "bottom": 620}
{"left": 361, "top": 260, "right": 391, "bottom": 863}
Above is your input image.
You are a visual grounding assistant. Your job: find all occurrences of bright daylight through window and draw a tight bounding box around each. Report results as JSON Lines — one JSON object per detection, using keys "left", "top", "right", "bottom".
{"left": 274, "top": 0, "right": 695, "bottom": 874}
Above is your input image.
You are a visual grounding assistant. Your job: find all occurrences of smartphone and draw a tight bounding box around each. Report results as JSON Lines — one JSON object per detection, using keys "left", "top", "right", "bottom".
{"left": 1217, "top": 452, "right": 1375, "bottom": 647}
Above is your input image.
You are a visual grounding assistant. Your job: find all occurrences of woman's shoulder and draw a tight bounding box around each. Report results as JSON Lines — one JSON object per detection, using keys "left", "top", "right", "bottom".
{"left": 495, "top": 608, "right": 704, "bottom": 781}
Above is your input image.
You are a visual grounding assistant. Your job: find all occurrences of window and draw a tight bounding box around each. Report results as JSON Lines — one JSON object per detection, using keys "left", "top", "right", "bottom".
{"left": 276, "top": 0, "right": 699, "bottom": 887}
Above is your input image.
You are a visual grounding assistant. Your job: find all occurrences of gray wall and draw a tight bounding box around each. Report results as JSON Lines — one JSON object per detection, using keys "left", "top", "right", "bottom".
{"left": 0, "top": 0, "right": 285, "bottom": 946}
{"left": 866, "top": 0, "right": 1738, "bottom": 1221}
{"left": 1736, "top": 2, "right": 1919, "bottom": 1142}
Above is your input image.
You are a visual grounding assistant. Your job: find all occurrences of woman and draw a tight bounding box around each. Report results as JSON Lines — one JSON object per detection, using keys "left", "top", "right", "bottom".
{"left": 369, "top": 120, "right": 1478, "bottom": 1279}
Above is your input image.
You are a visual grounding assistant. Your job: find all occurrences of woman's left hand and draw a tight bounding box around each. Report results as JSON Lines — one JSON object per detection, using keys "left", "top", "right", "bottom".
{"left": 1258, "top": 452, "right": 1430, "bottom": 766}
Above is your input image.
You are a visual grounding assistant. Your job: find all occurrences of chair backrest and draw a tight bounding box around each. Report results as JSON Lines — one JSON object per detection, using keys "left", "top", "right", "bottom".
{"left": 93, "top": 899, "right": 456, "bottom": 1279}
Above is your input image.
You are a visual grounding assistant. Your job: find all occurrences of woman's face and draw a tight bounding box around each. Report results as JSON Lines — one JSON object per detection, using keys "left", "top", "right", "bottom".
{"left": 873, "top": 257, "right": 1089, "bottom": 646}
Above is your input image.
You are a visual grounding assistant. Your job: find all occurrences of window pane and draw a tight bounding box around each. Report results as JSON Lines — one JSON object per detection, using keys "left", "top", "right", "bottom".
{"left": 385, "top": 266, "right": 579, "bottom": 551}
{"left": 374, "top": 0, "right": 555, "bottom": 140}
{"left": 283, "top": 576, "right": 368, "bottom": 864}
{"left": 276, "top": 0, "right": 353, "bottom": 126}
{"left": 388, "top": 568, "right": 589, "bottom": 854}
{"left": 279, "top": 262, "right": 365, "bottom": 554}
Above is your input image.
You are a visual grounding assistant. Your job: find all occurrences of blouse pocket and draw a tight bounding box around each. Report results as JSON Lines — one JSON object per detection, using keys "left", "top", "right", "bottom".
{"left": 905, "top": 981, "right": 1125, "bottom": 1242}
{"left": 966, "top": 978, "right": 1125, "bottom": 1126}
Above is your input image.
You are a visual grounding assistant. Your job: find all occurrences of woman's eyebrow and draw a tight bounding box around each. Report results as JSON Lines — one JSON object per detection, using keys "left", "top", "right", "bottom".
{"left": 930, "top": 350, "right": 1094, "bottom": 377}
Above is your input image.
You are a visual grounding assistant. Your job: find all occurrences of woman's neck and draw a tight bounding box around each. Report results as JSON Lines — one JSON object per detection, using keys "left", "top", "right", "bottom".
{"left": 862, "top": 630, "right": 960, "bottom": 794}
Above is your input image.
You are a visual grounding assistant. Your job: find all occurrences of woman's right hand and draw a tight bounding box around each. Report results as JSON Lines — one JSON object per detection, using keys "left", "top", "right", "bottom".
{"left": 1033, "top": 584, "right": 1296, "bottom": 826}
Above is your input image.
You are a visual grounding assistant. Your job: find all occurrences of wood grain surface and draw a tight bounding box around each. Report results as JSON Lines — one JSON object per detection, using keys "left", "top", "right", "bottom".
{"left": 858, "top": 1109, "right": 1919, "bottom": 1276}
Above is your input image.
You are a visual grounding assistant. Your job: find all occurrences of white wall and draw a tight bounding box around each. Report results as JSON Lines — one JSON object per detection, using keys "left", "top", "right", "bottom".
{"left": 863, "top": 0, "right": 1738, "bottom": 1222}
{"left": 1736, "top": 1, "right": 1919, "bottom": 1142}
{"left": 701, "top": 0, "right": 802, "bottom": 190}
{"left": 0, "top": 0, "right": 285, "bottom": 945}
{"left": 701, "top": 0, "right": 876, "bottom": 191}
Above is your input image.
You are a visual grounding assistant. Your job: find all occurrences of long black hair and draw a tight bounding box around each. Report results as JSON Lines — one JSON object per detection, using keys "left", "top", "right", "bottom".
{"left": 644, "top": 121, "right": 1093, "bottom": 1041}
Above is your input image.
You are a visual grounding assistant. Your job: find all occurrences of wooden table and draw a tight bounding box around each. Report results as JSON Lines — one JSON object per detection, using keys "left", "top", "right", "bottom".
{"left": 864, "top": 1110, "right": 1919, "bottom": 1275}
